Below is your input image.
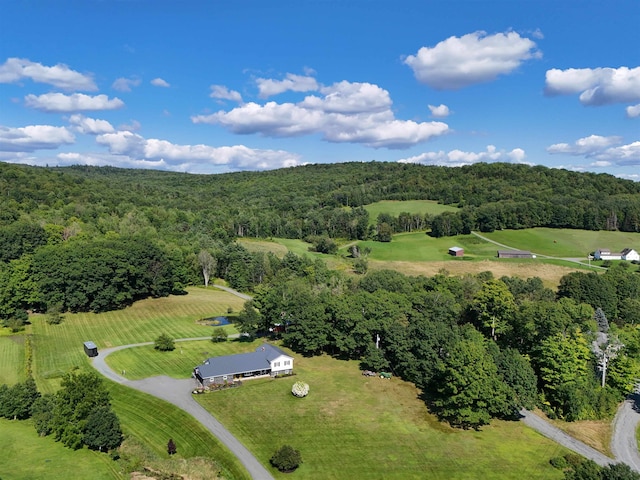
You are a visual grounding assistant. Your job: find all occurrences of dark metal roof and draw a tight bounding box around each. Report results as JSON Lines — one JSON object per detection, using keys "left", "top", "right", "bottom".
{"left": 195, "top": 344, "right": 292, "bottom": 379}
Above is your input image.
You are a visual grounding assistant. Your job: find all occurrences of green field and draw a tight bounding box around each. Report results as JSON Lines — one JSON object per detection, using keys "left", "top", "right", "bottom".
{"left": 362, "top": 199, "right": 459, "bottom": 225}
{"left": 106, "top": 338, "right": 246, "bottom": 380}
{"left": 480, "top": 228, "right": 640, "bottom": 258}
{"left": 107, "top": 381, "right": 249, "bottom": 480}
{"left": 194, "top": 348, "right": 565, "bottom": 479}
{"left": 0, "top": 335, "right": 25, "bottom": 385}
{"left": 30, "top": 287, "right": 243, "bottom": 394}
{"left": 354, "top": 232, "right": 497, "bottom": 262}
{"left": 0, "top": 418, "right": 123, "bottom": 479}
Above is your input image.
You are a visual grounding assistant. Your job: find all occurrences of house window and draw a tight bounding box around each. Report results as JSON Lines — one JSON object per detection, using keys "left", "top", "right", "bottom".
{"left": 274, "top": 362, "right": 280, "bottom": 367}
{"left": 284, "top": 360, "right": 291, "bottom": 366}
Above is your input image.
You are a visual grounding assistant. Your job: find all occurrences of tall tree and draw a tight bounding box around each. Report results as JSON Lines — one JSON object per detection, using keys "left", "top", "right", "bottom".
{"left": 197, "top": 249, "right": 216, "bottom": 287}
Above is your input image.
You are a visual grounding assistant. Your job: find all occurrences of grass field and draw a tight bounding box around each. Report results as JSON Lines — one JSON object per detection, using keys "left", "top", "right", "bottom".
{"left": 362, "top": 199, "right": 459, "bottom": 225}
{"left": 0, "top": 334, "right": 25, "bottom": 385}
{"left": 193, "top": 347, "right": 566, "bottom": 479}
{"left": 0, "top": 418, "right": 123, "bottom": 479}
{"left": 480, "top": 228, "right": 640, "bottom": 257}
{"left": 105, "top": 338, "right": 244, "bottom": 380}
{"left": 30, "top": 287, "right": 243, "bottom": 394}
{"left": 107, "top": 381, "right": 249, "bottom": 480}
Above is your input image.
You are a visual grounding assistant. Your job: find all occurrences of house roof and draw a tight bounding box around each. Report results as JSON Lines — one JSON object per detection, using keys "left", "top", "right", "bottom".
{"left": 621, "top": 248, "right": 637, "bottom": 255}
{"left": 196, "top": 344, "right": 292, "bottom": 379}
{"left": 449, "top": 246, "right": 463, "bottom": 252}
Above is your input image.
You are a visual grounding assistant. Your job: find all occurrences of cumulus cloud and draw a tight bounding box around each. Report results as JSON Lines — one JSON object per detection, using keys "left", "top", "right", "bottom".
{"left": 68, "top": 114, "right": 115, "bottom": 135}
{"left": 627, "top": 104, "right": 640, "bottom": 118}
{"left": 301, "top": 81, "right": 391, "bottom": 114}
{"left": 0, "top": 125, "right": 75, "bottom": 152}
{"left": 403, "top": 31, "right": 541, "bottom": 90}
{"left": 548, "top": 134, "right": 640, "bottom": 166}
{"left": 95, "top": 131, "right": 301, "bottom": 171}
{"left": 209, "top": 85, "right": 243, "bottom": 102}
{"left": 151, "top": 78, "right": 170, "bottom": 88}
{"left": 256, "top": 73, "right": 319, "bottom": 98}
{"left": 25, "top": 93, "right": 124, "bottom": 113}
{"left": 193, "top": 80, "right": 449, "bottom": 148}
{"left": 398, "top": 145, "right": 526, "bottom": 167}
{"left": 428, "top": 104, "right": 450, "bottom": 118}
{"left": 0, "top": 57, "right": 96, "bottom": 90}
{"left": 56, "top": 151, "right": 169, "bottom": 170}
{"left": 545, "top": 67, "right": 640, "bottom": 105}
{"left": 112, "top": 76, "right": 141, "bottom": 92}
{"left": 547, "top": 134, "right": 623, "bottom": 155}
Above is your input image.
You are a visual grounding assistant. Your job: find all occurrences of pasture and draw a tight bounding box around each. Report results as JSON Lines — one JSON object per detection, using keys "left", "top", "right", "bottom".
{"left": 0, "top": 418, "right": 122, "bottom": 479}
{"left": 480, "top": 228, "right": 640, "bottom": 258}
{"left": 194, "top": 347, "right": 566, "bottom": 479}
{"left": 362, "top": 199, "right": 459, "bottom": 225}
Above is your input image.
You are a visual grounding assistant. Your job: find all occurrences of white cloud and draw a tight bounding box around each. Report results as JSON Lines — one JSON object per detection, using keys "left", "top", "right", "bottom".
{"left": 428, "top": 104, "right": 450, "bottom": 118}
{"left": 25, "top": 93, "right": 125, "bottom": 113}
{"left": 404, "top": 31, "right": 541, "bottom": 90}
{"left": 0, "top": 57, "right": 96, "bottom": 90}
{"left": 68, "top": 114, "right": 115, "bottom": 135}
{"left": 545, "top": 67, "right": 640, "bottom": 105}
{"left": 118, "top": 120, "right": 141, "bottom": 132}
{"left": 548, "top": 134, "right": 640, "bottom": 166}
{"left": 95, "top": 131, "right": 301, "bottom": 171}
{"left": 256, "top": 73, "right": 319, "bottom": 98}
{"left": 301, "top": 81, "right": 391, "bottom": 114}
{"left": 547, "top": 134, "right": 623, "bottom": 155}
{"left": 627, "top": 104, "right": 640, "bottom": 118}
{"left": 398, "top": 145, "right": 526, "bottom": 167}
{"left": 112, "top": 76, "right": 141, "bottom": 92}
{"left": 151, "top": 78, "right": 170, "bottom": 88}
{"left": 193, "top": 80, "right": 450, "bottom": 149}
{"left": 209, "top": 85, "right": 243, "bottom": 102}
{"left": 0, "top": 125, "right": 75, "bottom": 152}
{"left": 56, "top": 151, "right": 169, "bottom": 170}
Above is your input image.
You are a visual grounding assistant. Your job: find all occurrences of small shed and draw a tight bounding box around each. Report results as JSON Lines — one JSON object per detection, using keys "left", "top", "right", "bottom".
{"left": 83, "top": 341, "right": 98, "bottom": 357}
{"left": 448, "top": 246, "right": 464, "bottom": 257}
{"left": 497, "top": 250, "right": 533, "bottom": 259}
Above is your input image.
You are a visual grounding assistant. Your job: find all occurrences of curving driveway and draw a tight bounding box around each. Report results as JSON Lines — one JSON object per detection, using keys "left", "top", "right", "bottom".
{"left": 90, "top": 284, "right": 640, "bottom": 475}
{"left": 91, "top": 338, "right": 274, "bottom": 480}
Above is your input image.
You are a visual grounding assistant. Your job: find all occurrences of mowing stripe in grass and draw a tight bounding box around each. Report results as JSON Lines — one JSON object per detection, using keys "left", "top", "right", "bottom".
{"left": 0, "top": 336, "right": 26, "bottom": 385}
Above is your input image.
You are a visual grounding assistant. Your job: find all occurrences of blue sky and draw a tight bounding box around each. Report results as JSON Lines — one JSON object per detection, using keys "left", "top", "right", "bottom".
{"left": 1, "top": 1, "right": 639, "bottom": 180}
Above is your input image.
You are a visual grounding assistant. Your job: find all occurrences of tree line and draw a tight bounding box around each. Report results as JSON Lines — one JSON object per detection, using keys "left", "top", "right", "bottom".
{"left": 235, "top": 262, "right": 640, "bottom": 429}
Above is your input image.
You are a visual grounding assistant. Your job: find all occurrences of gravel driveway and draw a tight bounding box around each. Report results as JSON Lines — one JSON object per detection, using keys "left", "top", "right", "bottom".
{"left": 91, "top": 340, "right": 274, "bottom": 480}
{"left": 611, "top": 394, "right": 640, "bottom": 471}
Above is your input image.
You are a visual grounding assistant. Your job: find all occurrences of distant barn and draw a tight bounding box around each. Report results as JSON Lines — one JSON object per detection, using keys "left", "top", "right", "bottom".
{"left": 497, "top": 250, "right": 533, "bottom": 259}
{"left": 448, "top": 246, "right": 464, "bottom": 257}
{"left": 83, "top": 341, "right": 98, "bottom": 357}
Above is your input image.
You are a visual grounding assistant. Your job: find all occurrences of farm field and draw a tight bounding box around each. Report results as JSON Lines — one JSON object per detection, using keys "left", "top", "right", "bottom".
{"left": 0, "top": 418, "right": 122, "bottom": 480}
{"left": 361, "top": 199, "right": 459, "bottom": 225}
{"left": 29, "top": 287, "right": 243, "bottom": 394}
{"left": 194, "top": 347, "right": 566, "bottom": 480}
{"left": 480, "top": 228, "right": 640, "bottom": 258}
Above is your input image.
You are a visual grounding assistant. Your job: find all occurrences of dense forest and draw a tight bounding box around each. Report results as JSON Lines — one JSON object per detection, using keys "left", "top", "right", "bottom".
{"left": 2, "top": 159, "right": 640, "bottom": 433}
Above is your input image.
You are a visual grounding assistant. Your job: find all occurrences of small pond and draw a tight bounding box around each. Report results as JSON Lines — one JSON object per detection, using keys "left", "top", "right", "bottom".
{"left": 201, "top": 316, "right": 231, "bottom": 327}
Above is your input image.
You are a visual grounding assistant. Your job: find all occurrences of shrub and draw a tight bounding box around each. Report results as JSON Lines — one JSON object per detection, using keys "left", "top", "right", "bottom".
{"left": 270, "top": 445, "right": 302, "bottom": 472}
{"left": 211, "top": 330, "right": 227, "bottom": 343}
{"left": 154, "top": 333, "right": 175, "bottom": 351}
{"left": 291, "top": 381, "right": 309, "bottom": 398}
{"left": 167, "top": 438, "right": 176, "bottom": 455}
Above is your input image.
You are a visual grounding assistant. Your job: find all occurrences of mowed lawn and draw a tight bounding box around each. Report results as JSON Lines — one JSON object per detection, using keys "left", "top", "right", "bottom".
{"left": 107, "top": 381, "right": 250, "bottom": 480}
{"left": 362, "top": 199, "right": 459, "bottom": 226}
{"left": 0, "top": 334, "right": 25, "bottom": 385}
{"left": 30, "top": 287, "right": 244, "bottom": 394}
{"left": 481, "top": 228, "right": 640, "bottom": 257}
{"left": 194, "top": 347, "right": 566, "bottom": 480}
{"left": 0, "top": 418, "right": 123, "bottom": 479}
{"left": 106, "top": 338, "right": 244, "bottom": 380}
